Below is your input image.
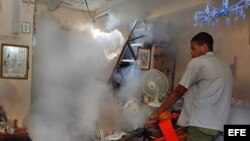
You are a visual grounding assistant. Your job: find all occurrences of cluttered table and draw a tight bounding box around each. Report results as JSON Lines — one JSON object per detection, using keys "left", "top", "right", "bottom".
{"left": 0, "top": 128, "right": 32, "bottom": 141}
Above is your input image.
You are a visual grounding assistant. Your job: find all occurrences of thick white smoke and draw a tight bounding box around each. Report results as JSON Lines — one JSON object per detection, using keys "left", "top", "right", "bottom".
{"left": 27, "top": 12, "right": 126, "bottom": 141}
{"left": 115, "top": 64, "right": 153, "bottom": 130}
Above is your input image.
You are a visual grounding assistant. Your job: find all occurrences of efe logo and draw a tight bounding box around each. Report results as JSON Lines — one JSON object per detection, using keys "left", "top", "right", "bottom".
{"left": 228, "top": 129, "right": 246, "bottom": 136}
{"left": 224, "top": 125, "right": 250, "bottom": 140}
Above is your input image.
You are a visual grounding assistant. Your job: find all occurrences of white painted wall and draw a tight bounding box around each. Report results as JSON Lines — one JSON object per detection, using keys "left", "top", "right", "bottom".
{"left": 0, "top": 0, "right": 34, "bottom": 127}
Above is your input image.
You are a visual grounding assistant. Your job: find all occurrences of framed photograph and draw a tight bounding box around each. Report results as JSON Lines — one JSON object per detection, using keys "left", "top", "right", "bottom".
{"left": 1, "top": 44, "right": 29, "bottom": 79}
{"left": 21, "top": 22, "right": 31, "bottom": 34}
{"left": 137, "top": 47, "right": 151, "bottom": 70}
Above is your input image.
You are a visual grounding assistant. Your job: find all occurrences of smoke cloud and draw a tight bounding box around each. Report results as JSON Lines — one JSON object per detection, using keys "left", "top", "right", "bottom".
{"left": 115, "top": 63, "right": 153, "bottom": 130}
{"left": 27, "top": 12, "right": 126, "bottom": 141}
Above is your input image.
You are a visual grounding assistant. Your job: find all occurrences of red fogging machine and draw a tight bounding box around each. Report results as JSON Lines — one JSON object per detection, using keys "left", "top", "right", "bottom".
{"left": 118, "top": 112, "right": 187, "bottom": 141}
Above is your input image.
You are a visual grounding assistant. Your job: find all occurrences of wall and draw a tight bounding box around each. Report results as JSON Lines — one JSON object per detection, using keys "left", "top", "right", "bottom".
{"left": 0, "top": 0, "right": 34, "bottom": 127}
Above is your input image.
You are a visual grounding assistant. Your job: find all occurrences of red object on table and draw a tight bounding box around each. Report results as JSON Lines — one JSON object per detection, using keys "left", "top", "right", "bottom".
{"left": 145, "top": 112, "right": 188, "bottom": 141}
{"left": 0, "top": 128, "right": 32, "bottom": 141}
{"left": 0, "top": 128, "right": 28, "bottom": 136}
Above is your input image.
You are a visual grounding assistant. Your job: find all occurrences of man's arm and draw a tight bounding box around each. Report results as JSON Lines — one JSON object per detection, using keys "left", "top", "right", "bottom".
{"left": 149, "top": 84, "right": 187, "bottom": 120}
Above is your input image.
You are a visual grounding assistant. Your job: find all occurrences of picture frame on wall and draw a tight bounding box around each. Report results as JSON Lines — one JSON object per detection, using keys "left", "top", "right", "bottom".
{"left": 1, "top": 44, "right": 29, "bottom": 79}
{"left": 21, "top": 22, "right": 31, "bottom": 34}
{"left": 137, "top": 47, "right": 151, "bottom": 70}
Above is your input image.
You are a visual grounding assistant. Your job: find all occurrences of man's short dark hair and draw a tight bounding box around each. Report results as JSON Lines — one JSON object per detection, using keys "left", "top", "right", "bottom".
{"left": 191, "top": 32, "right": 214, "bottom": 51}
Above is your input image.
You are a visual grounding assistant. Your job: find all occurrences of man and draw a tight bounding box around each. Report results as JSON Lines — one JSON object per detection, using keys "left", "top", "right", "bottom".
{"left": 149, "top": 32, "right": 233, "bottom": 141}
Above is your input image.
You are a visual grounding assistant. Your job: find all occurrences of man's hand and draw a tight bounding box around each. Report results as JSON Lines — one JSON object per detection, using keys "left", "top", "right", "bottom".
{"left": 148, "top": 85, "right": 187, "bottom": 121}
{"left": 148, "top": 111, "right": 159, "bottom": 121}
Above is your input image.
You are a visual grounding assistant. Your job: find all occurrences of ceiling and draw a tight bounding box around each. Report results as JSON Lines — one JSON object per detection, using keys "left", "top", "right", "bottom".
{"left": 38, "top": 0, "right": 207, "bottom": 19}
{"left": 60, "top": 0, "right": 127, "bottom": 13}
{"left": 37, "top": 0, "right": 128, "bottom": 14}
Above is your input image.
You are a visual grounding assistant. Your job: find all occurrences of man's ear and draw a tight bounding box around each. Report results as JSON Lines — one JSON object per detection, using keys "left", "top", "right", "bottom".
{"left": 201, "top": 44, "right": 208, "bottom": 52}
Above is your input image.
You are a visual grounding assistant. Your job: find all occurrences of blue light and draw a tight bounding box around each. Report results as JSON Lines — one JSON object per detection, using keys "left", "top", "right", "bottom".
{"left": 194, "top": 0, "right": 250, "bottom": 28}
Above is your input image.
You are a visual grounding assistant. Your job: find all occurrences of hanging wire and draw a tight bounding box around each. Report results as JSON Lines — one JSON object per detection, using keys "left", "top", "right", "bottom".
{"left": 84, "top": 0, "right": 95, "bottom": 21}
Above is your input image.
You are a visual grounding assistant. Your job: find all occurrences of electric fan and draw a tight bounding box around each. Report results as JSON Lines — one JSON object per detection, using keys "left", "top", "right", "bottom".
{"left": 142, "top": 69, "right": 169, "bottom": 107}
